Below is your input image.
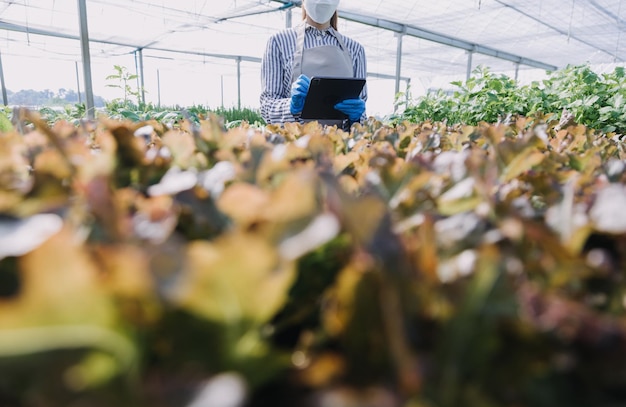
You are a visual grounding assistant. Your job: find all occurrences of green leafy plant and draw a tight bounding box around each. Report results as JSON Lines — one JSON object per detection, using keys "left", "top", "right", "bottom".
{"left": 393, "top": 64, "right": 626, "bottom": 134}
{"left": 210, "top": 106, "right": 266, "bottom": 127}
{"left": 540, "top": 65, "right": 626, "bottom": 133}
{"left": 105, "top": 65, "right": 144, "bottom": 106}
{"left": 0, "top": 108, "right": 12, "bottom": 132}
{"left": 103, "top": 102, "right": 265, "bottom": 128}
{"left": 38, "top": 103, "right": 86, "bottom": 126}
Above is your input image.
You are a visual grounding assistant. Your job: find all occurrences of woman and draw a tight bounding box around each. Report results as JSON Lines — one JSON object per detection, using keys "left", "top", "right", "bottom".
{"left": 260, "top": 0, "right": 367, "bottom": 127}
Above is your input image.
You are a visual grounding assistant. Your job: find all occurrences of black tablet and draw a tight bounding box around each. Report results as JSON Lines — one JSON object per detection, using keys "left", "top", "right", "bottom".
{"left": 301, "top": 77, "right": 366, "bottom": 120}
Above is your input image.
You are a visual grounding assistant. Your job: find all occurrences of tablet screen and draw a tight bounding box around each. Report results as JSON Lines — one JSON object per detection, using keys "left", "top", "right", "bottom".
{"left": 301, "top": 77, "right": 366, "bottom": 120}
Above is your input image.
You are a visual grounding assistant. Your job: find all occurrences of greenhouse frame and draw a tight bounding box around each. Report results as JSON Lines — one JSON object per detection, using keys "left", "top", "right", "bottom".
{"left": 0, "top": 0, "right": 624, "bottom": 116}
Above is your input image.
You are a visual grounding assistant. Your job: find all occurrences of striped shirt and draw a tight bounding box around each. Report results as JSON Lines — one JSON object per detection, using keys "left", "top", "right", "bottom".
{"left": 260, "top": 22, "right": 367, "bottom": 124}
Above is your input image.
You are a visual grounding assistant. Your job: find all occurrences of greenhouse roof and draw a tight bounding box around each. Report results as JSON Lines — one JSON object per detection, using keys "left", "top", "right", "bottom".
{"left": 0, "top": 0, "right": 624, "bottom": 115}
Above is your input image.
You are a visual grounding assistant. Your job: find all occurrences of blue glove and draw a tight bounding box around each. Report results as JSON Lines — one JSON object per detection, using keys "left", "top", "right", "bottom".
{"left": 290, "top": 74, "right": 311, "bottom": 115}
{"left": 334, "top": 98, "right": 365, "bottom": 122}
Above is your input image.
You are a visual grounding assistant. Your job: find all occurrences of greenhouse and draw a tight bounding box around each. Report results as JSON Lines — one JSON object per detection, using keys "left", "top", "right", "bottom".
{"left": 0, "top": 0, "right": 624, "bottom": 116}
{"left": 2, "top": 2, "right": 626, "bottom": 407}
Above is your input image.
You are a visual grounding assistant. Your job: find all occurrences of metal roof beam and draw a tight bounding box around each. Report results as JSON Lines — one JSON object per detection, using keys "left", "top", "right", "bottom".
{"left": 495, "top": 0, "right": 623, "bottom": 62}
{"left": 368, "top": 71, "right": 410, "bottom": 82}
{"left": 0, "top": 20, "right": 261, "bottom": 63}
{"left": 271, "top": 0, "right": 557, "bottom": 71}
{"left": 146, "top": 47, "right": 261, "bottom": 63}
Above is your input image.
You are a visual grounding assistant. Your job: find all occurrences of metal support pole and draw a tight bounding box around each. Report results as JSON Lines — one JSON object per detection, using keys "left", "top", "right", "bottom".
{"left": 236, "top": 57, "right": 241, "bottom": 109}
{"left": 77, "top": 0, "right": 95, "bottom": 118}
{"left": 405, "top": 78, "right": 411, "bottom": 106}
{"left": 514, "top": 62, "right": 520, "bottom": 81}
{"left": 75, "top": 61, "right": 82, "bottom": 104}
{"left": 137, "top": 48, "right": 145, "bottom": 105}
{"left": 394, "top": 31, "right": 404, "bottom": 96}
{"left": 221, "top": 75, "right": 224, "bottom": 108}
{"left": 466, "top": 50, "right": 474, "bottom": 81}
{"left": 157, "top": 69, "right": 161, "bottom": 108}
{"left": 286, "top": 8, "right": 292, "bottom": 28}
{"left": 0, "top": 50, "right": 8, "bottom": 105}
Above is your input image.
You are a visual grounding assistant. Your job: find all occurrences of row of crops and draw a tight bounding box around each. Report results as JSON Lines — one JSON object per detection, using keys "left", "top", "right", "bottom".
{"left": 1, "top": 64, "right": 626, "bottom": 407}
{"left": 4, "top": 64, "right": 624, "bottom": 132}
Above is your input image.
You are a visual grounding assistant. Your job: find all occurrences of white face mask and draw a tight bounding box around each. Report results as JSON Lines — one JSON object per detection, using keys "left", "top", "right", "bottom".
{"left": 304, "top": 0, "right": 339, "bottom": 24}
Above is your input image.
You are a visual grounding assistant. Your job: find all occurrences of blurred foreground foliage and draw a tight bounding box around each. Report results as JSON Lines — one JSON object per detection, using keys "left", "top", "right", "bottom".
{"left": 1, "top": 108, "right": 626, "bottom": 407}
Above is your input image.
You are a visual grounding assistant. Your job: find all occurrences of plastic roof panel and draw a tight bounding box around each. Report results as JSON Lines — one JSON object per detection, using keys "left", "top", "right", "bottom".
{"left": 0, "top": 0, "right": 624, "bottom": 115}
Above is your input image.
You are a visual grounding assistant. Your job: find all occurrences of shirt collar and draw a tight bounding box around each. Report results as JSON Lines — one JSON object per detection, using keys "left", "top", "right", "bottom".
{"left": 302, "top": 21, "right": 334, "bottom": 35}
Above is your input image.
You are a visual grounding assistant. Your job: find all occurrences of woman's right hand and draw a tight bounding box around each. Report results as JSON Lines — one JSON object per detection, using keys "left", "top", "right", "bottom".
{"left": 289, "top": 74, "right": 311, "bottom": 115}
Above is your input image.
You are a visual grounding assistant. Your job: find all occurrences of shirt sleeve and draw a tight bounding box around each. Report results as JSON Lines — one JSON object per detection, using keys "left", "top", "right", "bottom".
{"left": 353, "top": 43, "right": 368, "bottom": 122}
{"left": 260, "top": 34, "right": 299, "bottom": 124}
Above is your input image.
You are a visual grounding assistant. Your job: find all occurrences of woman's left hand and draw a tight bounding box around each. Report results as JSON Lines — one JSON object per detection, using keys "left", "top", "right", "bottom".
{"left": 334, "top": 99, "right": 365, "bottom": 122}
